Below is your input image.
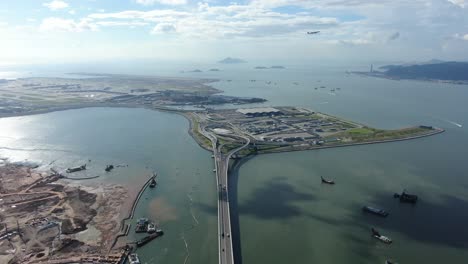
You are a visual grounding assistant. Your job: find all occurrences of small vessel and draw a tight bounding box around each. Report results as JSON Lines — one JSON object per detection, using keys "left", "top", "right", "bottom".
{"left": 135, "top": 218, "right": 149, "bottom": 233}
{"left": 147, "top": 223, "right": 156, "bottom": 233}
{"left": 385, "top": 260, "right": 398, "bottom": 264}
{"left": 394, "top": 189, "right": 418, "bottom": 203}
{"left": 371, "top": 228, "right": 392, "bottom": 244}
{"left": 149, "top": 177, "right": 157, "bottom": 188}
{"left": 105, "top": 165, "right": 114, "bottom": 172}
{"left": 66, "top": 164, "right": 86, "bottom": 173}
{"left": 321, "top": 176, "right": 335, "bottom": 185}
{"left": 363, "top": 206, "right": 389, "bottom": 217}
{"left": 128, "top": 253, "right": 141, "bottom": 264}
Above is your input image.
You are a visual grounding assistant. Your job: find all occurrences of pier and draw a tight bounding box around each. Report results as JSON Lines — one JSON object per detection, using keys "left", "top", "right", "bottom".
{"left": 110, "top": 173, "right": 157, "bottom": 250}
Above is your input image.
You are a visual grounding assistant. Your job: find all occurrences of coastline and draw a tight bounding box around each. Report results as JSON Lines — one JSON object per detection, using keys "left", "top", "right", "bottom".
{"left": 0, "top": 104, "right": 446, "bottom": 156}
{"left": 351, "top": 71, "right": 468, "bottom": 85}
{"left": 251, "top": 126, "right": 445, "bottom": 155}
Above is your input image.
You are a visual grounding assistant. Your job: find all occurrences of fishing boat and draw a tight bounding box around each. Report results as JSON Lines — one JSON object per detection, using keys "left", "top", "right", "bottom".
{"left": 128, "top": 253, "right": 140, "bottom": 264}
{"left": 371, "top": 228, "right": 392, "bottom": 244}
{"left": 321, "top": 176, "right": 335, "bottom": 185}
{"left": 362, "top": 206, "right": 389, "bottom": 217}
{"left": 394, "top": 189, "right": 418, "bottom": 203}
{"left": 66, "top": 164, "right": 86, "bottom": 173}
{"left": 149, "top": 178, "right": 157, "bottom": 188}
{"left": 105, "top": 165, "right": 114, "bottom": 172}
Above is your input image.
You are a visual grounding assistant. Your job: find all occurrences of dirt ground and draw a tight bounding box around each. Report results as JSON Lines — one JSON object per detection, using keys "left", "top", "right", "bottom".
{"left": 0, "top": 163, "right": 128, "bottom": 264}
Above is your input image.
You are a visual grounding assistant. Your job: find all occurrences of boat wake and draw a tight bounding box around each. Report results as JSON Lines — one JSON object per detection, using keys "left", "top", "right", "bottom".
{"left": 447, "top": 120, "right": 463, "bottom": 128}
{"left": 187, "top": 193, "right": 199, "bottom": 225}
{"left": 181, "top": 233, "right": 190, "bottom": 264}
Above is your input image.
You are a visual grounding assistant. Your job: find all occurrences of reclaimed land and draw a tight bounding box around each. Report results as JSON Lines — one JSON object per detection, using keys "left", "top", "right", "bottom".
{"left": 185, "top": 108, "right": 444, "bottom": 156}
{"left": 0, "top": 163, "right": 130, "bottom": 264}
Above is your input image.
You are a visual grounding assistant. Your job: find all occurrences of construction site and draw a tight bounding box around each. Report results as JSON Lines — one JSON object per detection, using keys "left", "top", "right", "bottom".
{"left": 0, "top": 163, "right": 130, "bottom": 264}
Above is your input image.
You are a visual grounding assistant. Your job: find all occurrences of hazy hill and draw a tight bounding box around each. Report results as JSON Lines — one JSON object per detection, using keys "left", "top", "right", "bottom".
{"left": 218, "top": 57, "right": 246, "bottom": 64}
{"left": 381, "top": 61, "right": 468, "bottom": 81}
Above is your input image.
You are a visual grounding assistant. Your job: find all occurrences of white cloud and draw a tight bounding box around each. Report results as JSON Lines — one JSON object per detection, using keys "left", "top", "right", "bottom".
{"left": 96, "top": 21, "right": 149, "bottom": 27}
{"left": 151, "top": 23, "right": 177, "bottom": 34}
{"left": 447, "top": 0, "right": 466, "bottom": 8}
{"left": 135, "top": 0, "right": 187, "bottom": 6}
{"left": 39, "top": 17, "right": 96, "bottom": 32}
{"left": 454, "top": 33, "right": 468, "bottom": 40}
{"left": 86, "top": 3, "right": 338, "bottom": 38}
{"left": 43, "top": 0, "right": 69, "bottom": 11}
{"left": 68, "top": 10, "right": 76, "bottom": 15}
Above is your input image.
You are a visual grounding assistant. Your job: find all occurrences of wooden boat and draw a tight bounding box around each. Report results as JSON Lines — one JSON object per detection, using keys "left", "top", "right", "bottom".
{"left": 321, "top": 176, "right": 335, "bottom": 184}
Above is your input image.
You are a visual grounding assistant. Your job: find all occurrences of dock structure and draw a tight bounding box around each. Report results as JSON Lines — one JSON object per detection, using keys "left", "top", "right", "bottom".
{"left": 110, "top": 173, "right": 157, "bottom": 250}
{"left": 200, "top": 124, "right": 250, "bottom": 264}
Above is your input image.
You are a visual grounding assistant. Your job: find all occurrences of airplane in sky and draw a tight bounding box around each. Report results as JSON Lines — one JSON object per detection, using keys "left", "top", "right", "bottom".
{"left": 307, "top": 31, "right": 320, "bottom": 35}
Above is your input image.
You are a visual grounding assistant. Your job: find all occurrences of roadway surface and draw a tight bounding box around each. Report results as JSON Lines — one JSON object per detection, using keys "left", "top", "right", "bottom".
{"left": 199, "top": 122, "right": 249, "bottom": 264}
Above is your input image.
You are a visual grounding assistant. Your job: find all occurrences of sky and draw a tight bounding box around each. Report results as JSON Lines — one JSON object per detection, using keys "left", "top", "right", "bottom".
{"left": 0, "top": 0, "right": 468, "bottom": 65}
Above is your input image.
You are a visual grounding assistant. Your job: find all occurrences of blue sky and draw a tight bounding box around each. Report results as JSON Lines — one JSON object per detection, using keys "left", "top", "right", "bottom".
{"left": 1, "top": 0, "right": 468, "bottom": 64}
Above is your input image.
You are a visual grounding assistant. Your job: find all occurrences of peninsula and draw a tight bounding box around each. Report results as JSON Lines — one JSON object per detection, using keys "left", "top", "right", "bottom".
{"left": 186, "top": 107, "right": 444, "bottom": 155}
{"left": 353, "top": 61, "right": 468, "bottom": 84}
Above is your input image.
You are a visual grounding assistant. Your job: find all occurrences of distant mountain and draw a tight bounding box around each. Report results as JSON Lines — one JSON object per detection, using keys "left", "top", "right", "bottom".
{"left": 218, "top": 57, "right": 246, "bottom": 64}
{"left": 381, "top": 61, "right": 468, "bottom": 81}
{"left": 380, "top": 59, "right": 446, "bottom": 70}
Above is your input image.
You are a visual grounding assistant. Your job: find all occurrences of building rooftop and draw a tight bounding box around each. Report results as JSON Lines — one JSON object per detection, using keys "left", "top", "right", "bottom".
{"left": 236, "top": 107, "right": 281, "bottom": 115}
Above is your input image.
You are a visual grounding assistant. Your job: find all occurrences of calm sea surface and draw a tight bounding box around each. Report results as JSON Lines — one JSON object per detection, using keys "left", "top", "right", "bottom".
{"left": 1, "top": 63, "right": 468, "bottom": 263}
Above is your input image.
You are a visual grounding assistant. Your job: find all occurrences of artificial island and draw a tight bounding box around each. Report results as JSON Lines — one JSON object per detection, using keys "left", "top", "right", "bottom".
{"left": 0, "top": 73, "right": 443, "bottom": 264}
